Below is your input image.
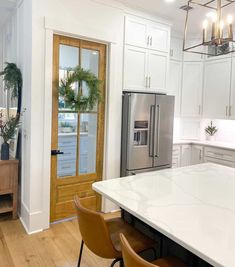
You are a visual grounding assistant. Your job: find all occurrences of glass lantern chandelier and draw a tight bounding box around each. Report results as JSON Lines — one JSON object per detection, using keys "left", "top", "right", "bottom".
{"left": 183, "top": 0, "right": 235, "bottom": 56}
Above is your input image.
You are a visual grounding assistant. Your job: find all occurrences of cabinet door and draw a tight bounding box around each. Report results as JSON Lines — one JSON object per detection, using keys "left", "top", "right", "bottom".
{"left": 148, "top": 23, "right": 170, "bottom": 52}
{"left": 170, "top": 37, "right": 183, "bottom": 61}
{"left": 229, "top": 56, "right": 235, "bottom": 119}
{"left": 148, "top": 51, "right": 168, "bottom": 93}
{"left": 191, "top": 145, "right": 204, "bottom": 165}
{"left": 181, "top": 145, "right": 191, "bottom": 167}
{"left": 204, "top": 157, "right": 235, "bottom": 168}
{"left": 168, "top": 60, "right": 182, "bottom": 116}
{"left": 125, "top": 16, "right": 148, "bottom": 48}
{"left": 181, "top": 62, "right": 203, "bottom": 117}
{"left": 172, "top": 145, "right": 181, "bottom": 168}
{"left": 203, "top": 58, "right": 231, "bottom": 119}
{"left": 124, "top": 46, "right": 148, "bottom": 91}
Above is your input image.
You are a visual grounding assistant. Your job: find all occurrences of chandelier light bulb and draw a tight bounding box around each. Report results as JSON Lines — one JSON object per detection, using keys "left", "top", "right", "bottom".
{"left": 220, "top": 20, "right": 224, "bottom": 30}
{"left": 206, "top": 12, "right": 217, "bottom": 22}
{"left": 203, "top": 19, "right": 208, "bottom": 29}
{"left": 227, "top": 15, "right": 233, "bottom": 25}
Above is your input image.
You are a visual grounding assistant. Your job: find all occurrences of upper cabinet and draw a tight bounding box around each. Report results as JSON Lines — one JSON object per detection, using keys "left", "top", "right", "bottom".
{"left": 125, "top": 15, "right": 170, "bottom": 52}
{"left": 203, "top": 58, "right": 232, "bottom": 119}
{"left": 124, "top": 15, "right": 171, "bottom": 93}
{"left": 124, "top": 46, "right": 148, "bottom": 91}
{"left": 125, "top": 16, "right": 148, "bottom": 48}
{"left": 229, "top": 56, "right": 235, "bottom": 119}
{"left": 170, "top": 37, "right": 183, "bottom": 61}
{"left": 181, "top": 61, "right": 203, "bottom": 118}
{"left": 148, "top": 50, "right": 168, "bottom": 92}
{"left": 168, "top": 60, "right": 182, "bottom": 116}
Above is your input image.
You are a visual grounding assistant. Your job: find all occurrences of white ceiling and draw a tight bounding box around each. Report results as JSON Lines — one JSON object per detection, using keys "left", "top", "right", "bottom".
{"left": 116, "top": 0, "right": 189, "bottom": 34}
{"left": 0, "top": 0, "right": 16, "bottom": 27}
{"left": 116, "top": 0, "right": 235, "bottom": 35}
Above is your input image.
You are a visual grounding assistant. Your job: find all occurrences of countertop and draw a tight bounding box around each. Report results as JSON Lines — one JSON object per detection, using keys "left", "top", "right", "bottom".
{"left": 174, "top": 139, "right": 235, "bottom": 151}
{"left": 93, "top": 163, "right": 235, "bottom": 267}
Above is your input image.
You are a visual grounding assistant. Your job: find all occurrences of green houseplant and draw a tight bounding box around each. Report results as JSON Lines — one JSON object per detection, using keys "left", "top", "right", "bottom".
{"left": 0, "top": 62, "right": 23, "bottom": 114}
{"left": 0, "top": 112, "right": 20, "bottom": 160}
{"left": 205, "top": 121, "right": 218, "bottom": 141}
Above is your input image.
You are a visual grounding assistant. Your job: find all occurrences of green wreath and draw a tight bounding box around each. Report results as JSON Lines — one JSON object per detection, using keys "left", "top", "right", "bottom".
{"left": 59, "top": 66, "right": 102, "bottom": 111}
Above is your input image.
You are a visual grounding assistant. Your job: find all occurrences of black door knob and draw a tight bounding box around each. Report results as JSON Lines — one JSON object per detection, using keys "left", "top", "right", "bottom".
{"left": 51, "top": 150, "right": 64, "bottom": 156}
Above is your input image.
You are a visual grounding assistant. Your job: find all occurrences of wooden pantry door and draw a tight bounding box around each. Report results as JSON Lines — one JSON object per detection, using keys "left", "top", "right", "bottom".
{"left": 50, "top": 35, "right": 106, "bottom": 222}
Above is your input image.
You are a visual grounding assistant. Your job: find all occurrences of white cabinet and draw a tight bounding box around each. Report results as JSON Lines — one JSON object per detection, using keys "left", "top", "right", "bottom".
{"left": 124, "top": 15, "right": 170, "bottom": 93}
{"left": 148, "top": 23, "right": 170, "bottom": 52}
{"left": 124, "top": 46, "right": 148, "bottom": 90}
{"left": 181, "top": 145, "right": 191, "bottom": 167}
{"left": 229, "top": 56, "right": 235, "bottom": 119}
{"left": 124, "top": 46, "right": 168, "bottom": 93}
{"left": 191, "top": 145, "right": 204, "bottom": 165}
{"left": 148, "top": 51, "right": 168, "bottom": 92}
{"left": 168, "top": 60, "right": 182, "bottom": 116}
{"left": 125, "top": 15, "right": 170, "bottom": 52}
{"left": 125, "top": 16, "right": 148, "bottom": 48}
{"left": 203, "top": 58, "right": 232, "bottom": 119}
{"left": 172, "top": 145, "right": 181, "bottom": 168}
{"left": 170, "top": 37, "right": 183, "bottom": 61}
{"left": 181, "top": 61, "right": 203, "bottom": 117}
{"left": 204, "top": 157, "right": 235, "bottom": 167}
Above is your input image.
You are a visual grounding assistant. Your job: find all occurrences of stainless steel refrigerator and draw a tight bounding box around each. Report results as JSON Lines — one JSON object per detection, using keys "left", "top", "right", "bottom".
{"left": 121, "top": 92, "right": 175, "bottom": 177}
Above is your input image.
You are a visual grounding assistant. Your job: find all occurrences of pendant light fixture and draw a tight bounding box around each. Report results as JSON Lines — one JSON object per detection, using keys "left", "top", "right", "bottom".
{"left": 183, "top": 0, "right": 235, "bottom": 56}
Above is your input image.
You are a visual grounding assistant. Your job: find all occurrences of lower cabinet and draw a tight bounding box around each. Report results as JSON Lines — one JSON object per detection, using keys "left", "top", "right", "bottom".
{"left": 172, "top": 145, "right": 181, "bottom": 168}
{"left": 172, "top": 143, "right": 235, "bottom": 168}
{"left": 204, "top": 146, "right": 235, "bottom": 168}
{"left": 181, "top": 145, "right": 191, "bottom": 167}
{"left": 191, "top": 145, "right": 204, "bottom": 165}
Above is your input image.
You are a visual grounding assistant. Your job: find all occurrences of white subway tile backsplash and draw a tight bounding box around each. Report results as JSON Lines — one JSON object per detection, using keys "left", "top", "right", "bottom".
{"left": 174, "top": 118, "right": 235, "bottom": 144}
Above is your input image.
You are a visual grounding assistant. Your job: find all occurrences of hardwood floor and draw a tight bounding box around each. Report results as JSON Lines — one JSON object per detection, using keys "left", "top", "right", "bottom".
{"left": 0, "top": 213, "right": 120, "bottom": 267}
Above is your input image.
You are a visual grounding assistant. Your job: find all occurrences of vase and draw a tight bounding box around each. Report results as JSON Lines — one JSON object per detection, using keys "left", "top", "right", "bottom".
{"left": 206, "top": 135, "right": 215, "bottom": 142}
{"left": 1, "top": 142, "right": 10, "bottom": 160}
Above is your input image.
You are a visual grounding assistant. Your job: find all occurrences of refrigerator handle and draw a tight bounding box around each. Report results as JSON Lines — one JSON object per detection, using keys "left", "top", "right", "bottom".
{"left": 149, "top": 105, "right": 155, "bottom": 158}
{"left": 155, "top": 104, "right": 160, "bottom": 158}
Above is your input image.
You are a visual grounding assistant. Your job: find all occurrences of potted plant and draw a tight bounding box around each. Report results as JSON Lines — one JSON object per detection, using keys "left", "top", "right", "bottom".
{"left": 0, "top": 62, "right": 23, "bottom": 114}
{"left": 0, "top": 112, "right": 20, "bottom": 160}
{"left": 205, "top": 121, "right": 218, "bottom": 141}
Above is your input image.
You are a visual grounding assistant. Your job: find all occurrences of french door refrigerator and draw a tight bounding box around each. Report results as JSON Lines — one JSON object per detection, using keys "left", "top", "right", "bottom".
{"left": 121, "top": 92, "right": 175, "bottom": 177}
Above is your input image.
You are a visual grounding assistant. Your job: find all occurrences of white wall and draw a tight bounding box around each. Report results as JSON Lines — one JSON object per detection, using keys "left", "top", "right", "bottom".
{"left": 16, "top": 0, "right": 33, "bottom": 232}
{"left": 18, "top": 0, "right": 125, "bottom": 233}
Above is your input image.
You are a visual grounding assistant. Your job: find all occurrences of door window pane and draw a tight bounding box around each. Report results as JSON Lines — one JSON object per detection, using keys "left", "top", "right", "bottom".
{"left": 57, "top": 112, "right": 77, "bottom": 177}
{"left": 79, "top": 113, "right": 97, "bottom": 174}
{"left": 81, "top": 49, "right": 99, "bottom": 111}
{"left": 59, "top": 45, "right": 79, "bottom": 110}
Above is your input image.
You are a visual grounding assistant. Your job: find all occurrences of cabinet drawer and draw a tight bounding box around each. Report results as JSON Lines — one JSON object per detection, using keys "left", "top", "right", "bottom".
{"left": 172, "top": 145, "right": 181, "bottom": 156}
{"left": 204, "top": 157, "right": 235, "bottom": 168}
{"left": 172, "top": 156, "right": 180, "bottom": 168}
{"left": 204, "top": 147, "right": 235, "bottom": 162}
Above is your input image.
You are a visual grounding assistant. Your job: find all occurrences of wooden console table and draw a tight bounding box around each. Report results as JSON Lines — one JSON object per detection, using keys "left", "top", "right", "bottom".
{"left": 0, "top": 160, "right": 19, "bottom": 219}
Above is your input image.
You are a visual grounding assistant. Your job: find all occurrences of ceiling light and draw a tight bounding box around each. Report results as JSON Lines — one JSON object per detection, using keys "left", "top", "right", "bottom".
{"left": 183, "top": 0, "right": 235, "bottom": 57}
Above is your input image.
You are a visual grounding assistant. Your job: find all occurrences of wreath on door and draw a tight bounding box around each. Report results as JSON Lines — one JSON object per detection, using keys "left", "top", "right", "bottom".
{"left": 59, "top": 66, "right": 102, "bottom": 111}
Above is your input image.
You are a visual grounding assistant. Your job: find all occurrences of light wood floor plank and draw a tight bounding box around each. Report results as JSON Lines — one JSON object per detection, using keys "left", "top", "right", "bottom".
{"left": 0, "top": 216, "right": 119, "bottom": 267}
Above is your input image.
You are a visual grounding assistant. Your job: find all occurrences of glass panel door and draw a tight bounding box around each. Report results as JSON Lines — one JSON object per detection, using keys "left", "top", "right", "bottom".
{"left": 51, "top": 35, "right": 106, "bottom": 222}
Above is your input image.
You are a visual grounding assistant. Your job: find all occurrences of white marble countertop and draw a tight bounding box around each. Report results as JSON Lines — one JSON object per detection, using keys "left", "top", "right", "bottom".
{"left": 174, "top": 139, "right": 235, "bottom": 151}
{"left": 93, "top": 163, "right": 235, "bottom": 267}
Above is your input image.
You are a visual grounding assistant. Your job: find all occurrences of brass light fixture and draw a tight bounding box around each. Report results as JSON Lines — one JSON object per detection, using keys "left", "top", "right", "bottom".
{"left": 183, "top": 0, "right": 235, "bottom": 56}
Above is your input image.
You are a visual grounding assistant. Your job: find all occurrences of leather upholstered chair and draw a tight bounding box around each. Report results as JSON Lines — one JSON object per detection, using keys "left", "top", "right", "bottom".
{"left": 74, "top": 196, "right": 155, "bottom": 267}
{"left": 120, "top": 233, "right": 188, "bottom": 267}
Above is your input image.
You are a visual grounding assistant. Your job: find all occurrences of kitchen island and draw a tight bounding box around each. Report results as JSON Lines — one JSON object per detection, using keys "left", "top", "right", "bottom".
{"left": 93, "top": 163, "right": 235, "bottom": 267}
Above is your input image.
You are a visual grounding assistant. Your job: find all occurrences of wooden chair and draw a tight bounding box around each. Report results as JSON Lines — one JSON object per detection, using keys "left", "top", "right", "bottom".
{"left": 74, "top": 196, "right": 155, "bottom": 267}
{"left": 120, "top": 233, "right": 188, "bottom": 267}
